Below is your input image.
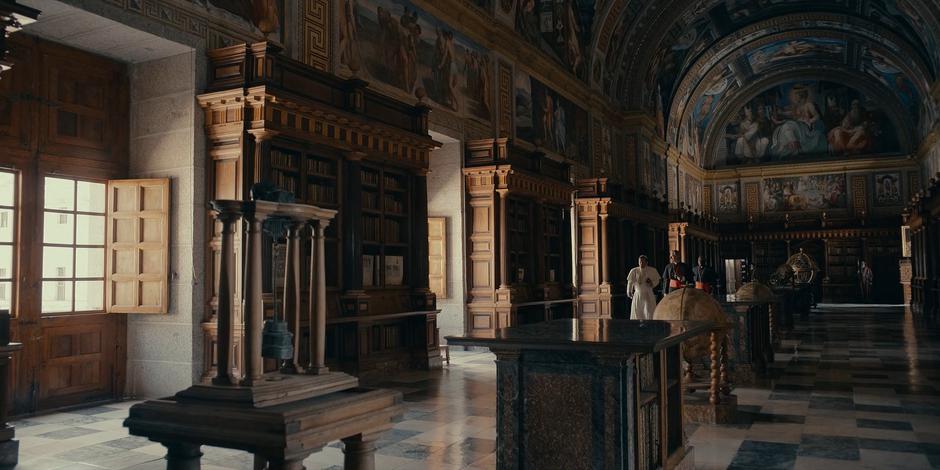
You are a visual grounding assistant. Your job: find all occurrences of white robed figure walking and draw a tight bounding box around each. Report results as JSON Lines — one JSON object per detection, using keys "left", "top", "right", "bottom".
{"left": 627, "top": 255, "right": 662, "bottom": 320}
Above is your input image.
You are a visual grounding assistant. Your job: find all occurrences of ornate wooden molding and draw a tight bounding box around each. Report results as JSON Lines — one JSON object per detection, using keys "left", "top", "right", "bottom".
{"left": 0, "top": 1, "right": 38, "bottom": 77}
{"left": 199, "top": 43, "right": 436, "bottom": 170}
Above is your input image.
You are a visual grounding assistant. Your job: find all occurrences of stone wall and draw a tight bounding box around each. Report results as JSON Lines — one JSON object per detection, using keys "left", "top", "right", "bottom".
{"left": 126, "top": 51, "right": 207, "bottom": 398}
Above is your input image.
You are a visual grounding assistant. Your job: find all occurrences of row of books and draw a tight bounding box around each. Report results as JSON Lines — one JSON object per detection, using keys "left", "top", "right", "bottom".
{"left": 272, "top": 171, "right": 298, "bottom": 193}
{"left": 362, "top": 216, "right": 405, "bottom": 243}
{"left": 362, "top": 170, "right": 380, "bottom": 186}
{"left": 385, "top": 196, "right": 406, "bottom": 214}
{"left": 270, "top": 150, "right": 297, "bottom": 170}
{"left": 307, "top": 158, "right": 336, "bottom": 176}
{"left": 362, "top": 254, "right": 404, "bottom": 286}
{"left": 307, "top": 183, "right": 337, "bottom": 205}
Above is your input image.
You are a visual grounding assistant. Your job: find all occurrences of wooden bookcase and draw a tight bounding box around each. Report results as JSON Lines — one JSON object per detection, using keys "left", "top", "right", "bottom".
{"left": 198, "top": 42, "right": 441, "bottom": 379}
{"left": 463, "top": 138, "right": 576, "bottom": 338}
{"left": 575, "top": 178, "right": 671, "bottom": 319}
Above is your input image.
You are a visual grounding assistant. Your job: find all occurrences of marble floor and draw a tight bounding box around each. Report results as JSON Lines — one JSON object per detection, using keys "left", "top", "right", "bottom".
{"left": 12, "top": 304, "right": 940, "bottom": 469}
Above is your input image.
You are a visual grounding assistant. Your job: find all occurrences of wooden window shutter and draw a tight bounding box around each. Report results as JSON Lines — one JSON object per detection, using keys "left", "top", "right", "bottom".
{"left": 106, "top": 179, "right": 170, "bottom": 314}
{"left": 428, "top": 217, "right": 447, "bottom": 299}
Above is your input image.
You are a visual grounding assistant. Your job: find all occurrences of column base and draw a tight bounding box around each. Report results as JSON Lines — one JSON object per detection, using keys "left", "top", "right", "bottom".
{"left": 684, "top": 394, "right": 738, "bottom": 425}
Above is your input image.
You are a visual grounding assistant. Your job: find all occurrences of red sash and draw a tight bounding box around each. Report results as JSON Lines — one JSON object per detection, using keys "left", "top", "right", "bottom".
{"left": 695, "top": 281, "right": 712, "bottom": 294}
{"left": 669, "top": 280, "right": 683, "bottom": 289}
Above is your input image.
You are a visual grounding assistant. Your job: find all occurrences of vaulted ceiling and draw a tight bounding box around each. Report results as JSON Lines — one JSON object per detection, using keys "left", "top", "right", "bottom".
{"left": 588, "top": 0, "right": 940, "bottom": 168}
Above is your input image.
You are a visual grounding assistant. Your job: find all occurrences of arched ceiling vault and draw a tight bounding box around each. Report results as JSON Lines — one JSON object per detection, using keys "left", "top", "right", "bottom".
{"left": 584, "top": 0, "right": 940, "bottom": 166}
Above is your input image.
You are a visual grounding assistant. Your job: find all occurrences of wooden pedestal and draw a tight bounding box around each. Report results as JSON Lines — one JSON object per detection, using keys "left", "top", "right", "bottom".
{"left": 0, "top": 343, "right": 22, "bottom": 469}
{"left": 125, "top": 383, "right": 403, "bottom": 470}
{"left": 448, "top": 319, "right": 710, "bottom": 470}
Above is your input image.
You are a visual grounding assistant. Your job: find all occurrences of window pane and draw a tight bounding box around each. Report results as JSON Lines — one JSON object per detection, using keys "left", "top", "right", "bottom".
{"left": 75, "top": 280, "right": 103, "bottom": 311}
{"left": 75, "top": 247, "right": 104, "bottom": 278}
{"left": 43, "top": 212, "right": 74, "bottom": 244}
{"left": 76, "top": 215, "right": 105, "bottom": 245}
{"left": 44, "top": 177, "right": 75, "bottom": 210}
{"left": 42, "top": 246, "right": 73, "bottom": 278}
{"left": 0, "top": 281, "right": 10, "bottom": 311}
{"left": 77, "top": 181, "right": 106, "bottom": 213}
{"left": 0, "top": 209, "right": 13, "bottom": 243}
{"left": 42, "top": 280, "right": 73, "bottom": 313}
{"left": 0, "top": 172, "right": 13, "bottom": 207}
{"left": 0, "top": 245, "right": 10, "bottom": 280}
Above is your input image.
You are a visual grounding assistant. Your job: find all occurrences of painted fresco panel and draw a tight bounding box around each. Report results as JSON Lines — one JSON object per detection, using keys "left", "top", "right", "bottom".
{"left": 339, "top": 0, "right": 493, "bottom": 122}
{"left": 761, "top": 173, "right": 847, "bottom": 212}
{"left": 515, "top": 70, "right": 590, "bottom": 163}
{"left": 510, "top": 0, "right": 597, "bottom": 80}
{"left": 719, "top": 81, "right": 901, "bottom": 167}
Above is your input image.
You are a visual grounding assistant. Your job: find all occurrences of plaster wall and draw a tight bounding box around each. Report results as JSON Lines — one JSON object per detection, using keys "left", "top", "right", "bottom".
{"left": 427, "top": 139, "right": 466, "bottom": 339}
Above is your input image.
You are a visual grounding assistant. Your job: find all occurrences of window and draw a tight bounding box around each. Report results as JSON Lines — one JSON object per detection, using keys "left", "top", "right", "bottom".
{"left": 0, "top": 171, "right": 15, "bottom": 312}
{"left": 41, "top": 177, "right": 106, "bottom": 314}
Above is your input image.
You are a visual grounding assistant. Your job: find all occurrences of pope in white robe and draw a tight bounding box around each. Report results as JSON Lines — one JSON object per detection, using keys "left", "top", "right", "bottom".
{"left": 627, "top": 255, "right": 662, "bottom": 320}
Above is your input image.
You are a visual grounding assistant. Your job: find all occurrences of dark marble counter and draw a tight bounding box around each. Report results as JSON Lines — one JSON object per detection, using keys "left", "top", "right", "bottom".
{"left": 446, "top": 318, "right": 712, "bottom": 354}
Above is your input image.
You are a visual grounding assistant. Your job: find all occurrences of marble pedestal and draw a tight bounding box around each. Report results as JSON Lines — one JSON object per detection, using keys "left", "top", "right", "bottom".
{"left": 448, "top": 318, "right": 711, "bottom": 470}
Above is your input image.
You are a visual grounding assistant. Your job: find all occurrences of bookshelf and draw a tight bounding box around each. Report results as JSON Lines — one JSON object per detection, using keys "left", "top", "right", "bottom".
{"left": 360, "top": 166, "right": 411, "bottom": 289}
{"left": 542, "top": 207, "right": 564, "bottom": 283}
{"left": 508, "top": 198, "right": 532, "bottom": 284}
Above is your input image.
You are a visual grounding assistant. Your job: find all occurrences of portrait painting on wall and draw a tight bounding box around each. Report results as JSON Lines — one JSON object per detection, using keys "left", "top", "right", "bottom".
{"left": 762, "top": 174, "right": 847, "bottom": 212}
{"left": 512, "top": 0, "right": 597, "bottom": 79}
{"left": 873, "top": 172, "right": 902, "bottom": 206}
{"left": 339, "top": 0, "right": 493, "bottom": 122}
{"left": 717, "top": 183, "right": 739, "bottom": 214}
{"left": 515, "top": 71, "right": 590, "bottom": 163}
{"left": 720, "top": 81, "right": 901, "bottom": 167}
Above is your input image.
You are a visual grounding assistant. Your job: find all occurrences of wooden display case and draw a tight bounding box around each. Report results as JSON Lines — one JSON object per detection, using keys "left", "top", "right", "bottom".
{"left": 198, "top": 42, "right": 441, "bottom": 378}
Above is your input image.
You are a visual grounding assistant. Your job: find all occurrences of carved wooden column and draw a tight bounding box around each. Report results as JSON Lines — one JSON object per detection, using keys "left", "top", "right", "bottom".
{"left": 242, "top": 209, "right": 264, "bottom": 385}
{"left": 307, "top": 220, "right": 329, "bottom": 374}
{"left": 600, "top": 209, "right": 610, "bottom": 286}
{"left": 211, "top": 202, "right": 242, "bottom": 386}
{"left": 412, "top": 169, "right": 434, "bottom": 309}
{"left": 342, "top": 152, "right": 366, "bottom": 311}
{"left": 497, "top": 189, "right": 509, "bottom": 289}
{"left": 282, "top": 221, "right": 304, "bottom": 373}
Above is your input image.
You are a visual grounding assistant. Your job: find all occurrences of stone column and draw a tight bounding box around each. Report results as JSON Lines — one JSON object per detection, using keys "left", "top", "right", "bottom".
{"left": 600, "top": 211, "right": 609, "bottom": 285}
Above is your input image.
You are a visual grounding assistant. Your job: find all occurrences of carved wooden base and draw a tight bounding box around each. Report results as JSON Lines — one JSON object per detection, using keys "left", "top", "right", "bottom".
{"left": 125, "top": 388, "right": 402, "bottom": 470}
{"left": 176, "top": 372, "right": 359, "bottom": 408}
{"left": 733, "top": 364, "right": 758, "bottom": 387}
{"left": 684, "top": 394, "right": 738, "bottom": 425}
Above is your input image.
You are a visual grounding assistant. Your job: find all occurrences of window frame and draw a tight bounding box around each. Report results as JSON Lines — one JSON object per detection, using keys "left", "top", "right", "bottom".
{"left": 0, "top": 169, "right": 17, "bottom": 314}
{"left": 40, "top": 175, "right": 107, "bottom": 315}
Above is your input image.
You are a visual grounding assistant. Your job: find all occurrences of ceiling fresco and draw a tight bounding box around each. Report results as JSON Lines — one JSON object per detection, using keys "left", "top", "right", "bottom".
{"left": 461, "top": 0, "right": 940, "bottom": 168}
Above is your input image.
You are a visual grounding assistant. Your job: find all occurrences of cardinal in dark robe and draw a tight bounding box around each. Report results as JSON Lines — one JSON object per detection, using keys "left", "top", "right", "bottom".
{"left": 662, "top": 250, "right": 689, "bottom": 294}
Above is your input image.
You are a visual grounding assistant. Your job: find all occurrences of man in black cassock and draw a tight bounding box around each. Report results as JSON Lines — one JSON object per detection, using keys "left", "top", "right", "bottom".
{"left": 692, "top": 255, "right": 717, "bottom": 294}
{"left": 662, "top": 250, "right": 689, "bottom": 294}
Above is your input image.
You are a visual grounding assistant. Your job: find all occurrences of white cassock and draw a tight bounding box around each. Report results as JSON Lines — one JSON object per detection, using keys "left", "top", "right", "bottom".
{"left": 627, "top": 266, "right": 662, "bottom": 320}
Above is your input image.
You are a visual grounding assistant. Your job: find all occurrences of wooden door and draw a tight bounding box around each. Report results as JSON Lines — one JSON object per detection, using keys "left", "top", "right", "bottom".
{"left": 1, "top": 35, "right": 128, "bottom": 414}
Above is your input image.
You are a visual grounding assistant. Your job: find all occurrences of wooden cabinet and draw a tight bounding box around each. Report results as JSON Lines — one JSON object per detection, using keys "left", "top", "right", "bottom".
{"left": 463, "top": 138, "right": 576, "bottom": 338}
{"left": 198, "top": 43, "right": 441, "bottom": 378}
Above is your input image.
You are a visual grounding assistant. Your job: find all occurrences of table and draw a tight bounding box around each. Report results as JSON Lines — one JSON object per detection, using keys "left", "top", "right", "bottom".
{"left": 447, "top": 319, "right": 711, "bottom": 470}
{"left": 720, "top": 298, "right": 774, "bottom": 385}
